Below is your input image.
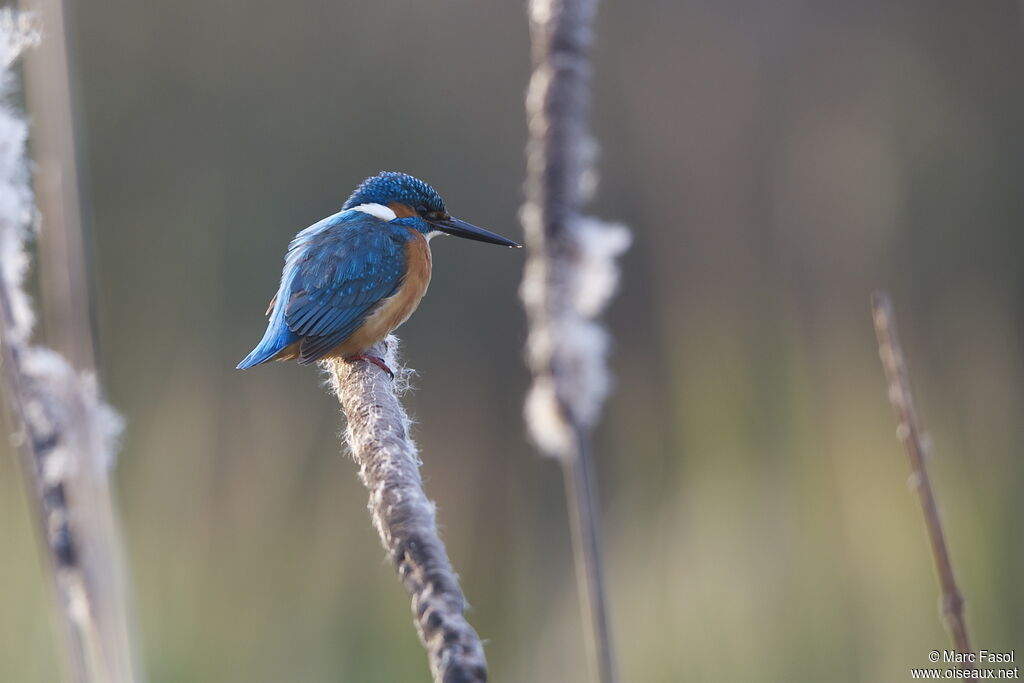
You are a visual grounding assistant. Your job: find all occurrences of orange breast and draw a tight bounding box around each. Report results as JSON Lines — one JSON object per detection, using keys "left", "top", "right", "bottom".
{"left": 332, "top": 229, "right": 432, "bottom": 357}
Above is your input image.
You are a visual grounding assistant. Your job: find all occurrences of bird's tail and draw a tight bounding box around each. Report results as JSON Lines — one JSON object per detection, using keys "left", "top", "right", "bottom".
{"left": 237, "top": 323, "right": 298, "bottom": 370}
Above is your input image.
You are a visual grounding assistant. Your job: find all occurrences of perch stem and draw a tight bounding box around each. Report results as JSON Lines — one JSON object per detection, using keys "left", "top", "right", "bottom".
{"left": 325, "top": 338, "right": 487, "bottom": 683}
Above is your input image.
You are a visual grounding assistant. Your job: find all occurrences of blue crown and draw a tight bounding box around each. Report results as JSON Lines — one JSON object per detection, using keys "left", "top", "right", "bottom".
{"left": 342, "top": 171, "right": 446, "bottom": 214}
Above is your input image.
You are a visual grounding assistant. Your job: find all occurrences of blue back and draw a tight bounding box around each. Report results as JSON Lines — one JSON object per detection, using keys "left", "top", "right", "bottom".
{"left": 237, "top": 209, "right": 412, "bottom": 368}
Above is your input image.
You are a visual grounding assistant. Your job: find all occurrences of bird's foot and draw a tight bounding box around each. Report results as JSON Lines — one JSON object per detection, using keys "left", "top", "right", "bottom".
{"left": 349, "top": 353, "right": 394, "bottom": 380}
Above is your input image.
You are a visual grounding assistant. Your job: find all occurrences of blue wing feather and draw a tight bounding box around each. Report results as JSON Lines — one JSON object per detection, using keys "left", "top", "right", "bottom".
{"left": 237, "top": 210, "right": 410, "bottom": 369}
{"left": 285, "top": 213, "right": 408, "bottom": 363}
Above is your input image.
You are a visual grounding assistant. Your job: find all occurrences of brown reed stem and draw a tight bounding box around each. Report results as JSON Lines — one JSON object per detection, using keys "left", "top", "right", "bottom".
{"left": 871, "top": 292, "right": 973, "bottom": 666}
{"left": 324, "top": 338, "right": 487, "bottom": 683}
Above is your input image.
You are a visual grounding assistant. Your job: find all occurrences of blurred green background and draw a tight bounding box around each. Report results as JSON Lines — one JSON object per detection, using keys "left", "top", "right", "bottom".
{"left": 2, "top": 1, "right": 1022, "bottom": 681}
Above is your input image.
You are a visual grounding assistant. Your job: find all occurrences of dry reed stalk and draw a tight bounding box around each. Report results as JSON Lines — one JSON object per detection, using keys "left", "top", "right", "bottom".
{"left": 0, "top": 10, "right": 139, "bottom": 683}
{"left": 21, "top": 0, "right": 99, "bottom": 371}
{"left": 872, "top": 292, "right": 973, "bottom": 667}
{"left": 323, "top": 338, "right": 487, "bottom": 683}
{"left": 521, "top": 0, "right": 628, "bottom": 681}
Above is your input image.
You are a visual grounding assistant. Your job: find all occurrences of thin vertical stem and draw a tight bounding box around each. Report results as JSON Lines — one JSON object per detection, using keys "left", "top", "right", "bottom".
{"left": 871, "top": 292, "right": 973, "bottom": 665}
{"left": 561, "top": 430, "right": 616, "bottom": 683}
{"left": 20, "top": 0, "right": 98, "bottom": 371}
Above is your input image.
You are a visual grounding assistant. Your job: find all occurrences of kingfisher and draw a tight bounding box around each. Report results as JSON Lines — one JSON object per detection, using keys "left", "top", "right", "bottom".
{"left": 237, "top": 171, "right": 520, "bottom": 377}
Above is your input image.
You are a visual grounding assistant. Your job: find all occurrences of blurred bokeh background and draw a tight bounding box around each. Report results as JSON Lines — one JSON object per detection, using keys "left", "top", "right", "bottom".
{"left": 2, "top": 0, "right": 1022, "bottom": 681}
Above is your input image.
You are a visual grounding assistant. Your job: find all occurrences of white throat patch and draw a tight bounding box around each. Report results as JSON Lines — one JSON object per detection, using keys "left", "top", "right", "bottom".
{"left": 351, "top": 203, "right": 398, "bottom": 221}
{"left": 425, "top": 231, "right": 446, "bottom": 241}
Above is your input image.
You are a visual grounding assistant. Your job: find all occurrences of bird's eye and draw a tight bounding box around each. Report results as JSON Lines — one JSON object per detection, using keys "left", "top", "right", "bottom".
{"left": 415, "top": 206, "right": 428, "bottom": 215}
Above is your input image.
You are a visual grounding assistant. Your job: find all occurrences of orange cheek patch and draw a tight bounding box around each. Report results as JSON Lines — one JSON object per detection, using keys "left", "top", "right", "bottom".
{"left": 389, "top": 202, "right": 417, "bottom": 218}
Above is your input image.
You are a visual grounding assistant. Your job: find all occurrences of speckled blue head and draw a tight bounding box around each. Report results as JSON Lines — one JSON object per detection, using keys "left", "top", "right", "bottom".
{"left": 337, "top": 170, "right": 520, "bottom": 248}
{"left": 342, "top": 171, "right": 447, "bottom": 216}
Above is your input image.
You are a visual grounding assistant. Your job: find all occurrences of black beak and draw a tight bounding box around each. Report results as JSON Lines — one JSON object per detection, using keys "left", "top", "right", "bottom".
{"left": 430, "top": 217, "right": 521, "bottom": 248}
